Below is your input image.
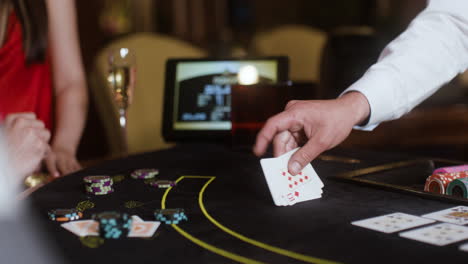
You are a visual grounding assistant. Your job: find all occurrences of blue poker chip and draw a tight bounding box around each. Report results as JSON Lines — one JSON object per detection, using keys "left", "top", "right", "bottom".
{"left": 154, "top": 208, "right": 187, "bottom": 224}
{"left": 92, "top": 212, "right": 132, "bottom": 239}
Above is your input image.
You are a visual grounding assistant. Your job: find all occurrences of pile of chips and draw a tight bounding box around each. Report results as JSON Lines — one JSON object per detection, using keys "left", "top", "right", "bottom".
{"left": 131, "top": 169, "right": 159, "bottom": 180}
{"left": 84, "top": 176, "right": 114, "bottom": 195}
{"left": 154, "top": 208, "right": 188, "bottom": 225}
{"left": 424, "top": 171, "right": 468, "bottom": 195}
{"left": 48, "top": 208, "right": 83, "bottom": 222}
{"left": 93, "top": 211, "right": 132, "bottom": 239}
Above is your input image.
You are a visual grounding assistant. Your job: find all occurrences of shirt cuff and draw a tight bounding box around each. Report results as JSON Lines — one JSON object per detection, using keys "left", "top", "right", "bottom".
{"left": 341, "top": 67, "right": 403, "bottom": 131}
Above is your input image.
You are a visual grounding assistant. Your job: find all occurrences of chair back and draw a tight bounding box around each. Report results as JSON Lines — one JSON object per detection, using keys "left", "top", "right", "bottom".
{"left": 90, "top": 33, "right": 206, "bottom": 156}
{"left": 251, "top": 25, "right": 326, "bottom": 83}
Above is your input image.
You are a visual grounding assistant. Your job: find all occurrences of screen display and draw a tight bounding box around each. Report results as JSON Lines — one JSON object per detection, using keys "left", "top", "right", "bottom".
{"left": 172, "top": 60, "right": 281, "bottom": 131}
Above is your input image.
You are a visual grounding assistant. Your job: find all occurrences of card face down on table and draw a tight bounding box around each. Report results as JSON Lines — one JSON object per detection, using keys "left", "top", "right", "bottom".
{"left": 261, "top": 148, "right": 324, "bottom": 206}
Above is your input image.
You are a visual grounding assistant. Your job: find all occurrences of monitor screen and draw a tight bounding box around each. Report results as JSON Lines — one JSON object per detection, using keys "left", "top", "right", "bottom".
{"left": 162, "top": 57, "right": 289, "bottom": 142}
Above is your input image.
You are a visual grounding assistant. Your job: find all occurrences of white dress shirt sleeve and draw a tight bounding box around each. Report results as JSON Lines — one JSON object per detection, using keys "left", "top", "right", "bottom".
{"left": 343, "top": 0, "right": 468, "bottom": 131}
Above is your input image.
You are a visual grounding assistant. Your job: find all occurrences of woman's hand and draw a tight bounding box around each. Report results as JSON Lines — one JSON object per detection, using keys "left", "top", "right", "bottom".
{"left": 44, "top": 146, "right": 81, "bottom": 177}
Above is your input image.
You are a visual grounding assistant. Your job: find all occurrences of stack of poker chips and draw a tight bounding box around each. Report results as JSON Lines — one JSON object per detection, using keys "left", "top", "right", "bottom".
{"left": 131, "top": 169, "right": 159, "bottom": 180}
{"left": 424, "top": 171, "right": 468, "bottom": 195}
{"left": 84, "top": 176, "right": 114, "bottom": 195}
{"left": 93, "top": 212, "right": 132, "bottom": 239}
{"left": 447, "top": 178, "right": 468, "bottom": 198}
{"left": 48, "top": 208, "right": 83, "bottom": 222}
{"left": 154, "top": 208, "right": 188, "bottom": 225}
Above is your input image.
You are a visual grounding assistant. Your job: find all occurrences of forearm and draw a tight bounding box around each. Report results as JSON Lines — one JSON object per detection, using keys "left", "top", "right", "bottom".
{"left": 344, "top": 0, "right": 468, "bottom": 130}
{"left": 52, "top": 82, "right": 88, "bottom": 154}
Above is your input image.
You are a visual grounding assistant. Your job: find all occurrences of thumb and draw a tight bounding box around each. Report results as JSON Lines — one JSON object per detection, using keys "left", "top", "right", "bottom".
{"left": 287, "top": 137, "right": 326, "bottom": 175}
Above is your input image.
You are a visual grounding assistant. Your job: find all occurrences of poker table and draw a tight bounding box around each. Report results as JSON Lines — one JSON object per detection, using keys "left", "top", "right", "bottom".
{"left": 30, "top": 143, "right": 468, "bottom": 264}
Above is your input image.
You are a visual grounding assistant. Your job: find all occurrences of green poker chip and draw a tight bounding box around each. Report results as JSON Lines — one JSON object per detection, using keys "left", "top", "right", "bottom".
{"left": 447, "top": 178, "right": 468, "bottom": 198}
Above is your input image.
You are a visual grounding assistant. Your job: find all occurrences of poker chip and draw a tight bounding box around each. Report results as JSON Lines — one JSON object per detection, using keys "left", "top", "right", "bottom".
{"left": 86, "top": 181, "right": 113, "bottom": 187}
{"left": 85, "top": 185, "right": 114, "bottom": 195}
{"left": 148, "top": 180, "right": 176, "bottom": 189}
{"left": 425, "top": 177, "right": 446, "bottom": 194}
{"left": 83, "top": 175, "right": 112, "bottom": 184}
{"left": 424, "top": 171, "right": 468, "bottom": 194}
{"left": 446, "top": 178, "right": 468, "bottom": 198}
{"left": 433, "top": 165, "right": 468, "bottom": 174}
{"left": 83, "top": 175, "right": 114, "bottom": 195}
{"left": 131, "top": 169, "right": 159, "bottom": 179}
{"left": 48, "top": 208, "right": 83, "bottom": 222}
{"left": 93, "top": 211, "right": 132, "bottom": 239}
{"left": 154, "top": 208, "right": 188, "bottom": 225}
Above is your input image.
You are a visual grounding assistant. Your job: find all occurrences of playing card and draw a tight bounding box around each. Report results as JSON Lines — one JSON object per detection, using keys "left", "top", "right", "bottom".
{"left": 277, "top": 149, "right": 323, "bottom": 204}
{"left": 422, "top": 206, "right": 468, "bottom": 225}
{"left": 260, "top": 157, "right": 289, "bottom": 206}
{"left": 132, "top": 215, "right": 144, "bottom": 222}
{"left": 351, "top": 212, "right": 435, "bottom": 233}
{"left": 399, "top": 223, "right": 468, "bottom": 246}
{"left": 61, "top": 222, "right": 82, "bottom": 236}
{"left": 279, "top": 168, "right": 323, "bottom": 203}
{"left": 84, "top": 221, "right": 99, "bottom": 236}
{"left": 459, "top": 242, "right": 468, "bottom": 252}
{"left": 61, "top": 220, "right": 98, "bottom": 237}
{"left": 260, "top": 148, "right": 323, "bottom": 206}
{"left": 128, "top": 221, "right": 160, "bottom": 237}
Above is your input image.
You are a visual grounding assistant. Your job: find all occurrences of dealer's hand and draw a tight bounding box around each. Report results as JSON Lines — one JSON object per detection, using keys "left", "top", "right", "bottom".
{"left": 44, "top": 146, "right": 81, "bottom": 178}
{"left": 253, "top": 92, "right": 370, "bottom": 175}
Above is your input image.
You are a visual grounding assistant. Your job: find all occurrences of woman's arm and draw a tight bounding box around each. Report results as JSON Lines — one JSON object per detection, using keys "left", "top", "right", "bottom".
{"left": 45, "top": 0, "right": 88, "bottom": 177}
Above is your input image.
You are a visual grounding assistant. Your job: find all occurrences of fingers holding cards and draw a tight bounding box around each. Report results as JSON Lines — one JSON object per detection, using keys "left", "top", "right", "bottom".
{"left": 260, "top": 148, "right": 324, "bottom": 206}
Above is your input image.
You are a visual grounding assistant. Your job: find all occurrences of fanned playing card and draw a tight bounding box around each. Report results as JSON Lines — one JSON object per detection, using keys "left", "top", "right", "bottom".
{"left": 422, "top": 206, "right": 468, "bottom": 225}
{"left": 351, "top": 212, "right": 435, "bottom": 233}
{"left": 399, "top": 223, "right": 468, "bottom": 246}
{"left": 260, "top": 148, "right": 324, "bottom": 206}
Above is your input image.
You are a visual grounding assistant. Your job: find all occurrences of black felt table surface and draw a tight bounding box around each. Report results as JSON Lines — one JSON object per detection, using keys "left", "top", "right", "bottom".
{"left": 30, "top": 144, "right": 468, "bottom": 264}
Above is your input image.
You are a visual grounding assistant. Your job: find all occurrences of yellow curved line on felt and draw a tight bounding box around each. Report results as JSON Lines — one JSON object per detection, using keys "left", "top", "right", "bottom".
{"left": 197, "top": 176, "right": 342, "bottom": 264}
{"left": 161, "top": 176, "right": 265, "bottom": 264}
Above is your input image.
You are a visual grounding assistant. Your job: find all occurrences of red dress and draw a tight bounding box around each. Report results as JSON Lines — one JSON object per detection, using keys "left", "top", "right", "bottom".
{"left": 0, "top": 12, "right": 53, "bottom": 130}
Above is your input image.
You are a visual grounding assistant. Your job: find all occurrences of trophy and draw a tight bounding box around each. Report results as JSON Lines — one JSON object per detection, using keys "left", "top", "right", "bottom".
{"left": 107, "top": 48, "right": 136, "bottom": 155}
